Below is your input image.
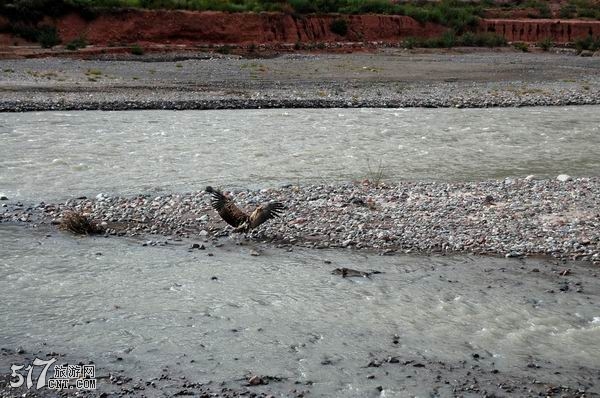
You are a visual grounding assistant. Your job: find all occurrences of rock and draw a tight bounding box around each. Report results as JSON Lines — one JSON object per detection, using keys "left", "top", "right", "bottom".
{"left": 505, "top": 252, "right": 523, "bottom": 258}
{"left": 556, "top": 174, "right": 572, "bottom": 182}
{"left": 190, "top": 243, "right": 200, "bottom": 249}
{"left": 250, "top": 250, "right": 260, "bottom": 256}
{"left": 247, "top": 375, "right": 264, "bottom": 386}
{"left": 579, "top": 50, "right": 594, "bottom": 57}
{"left": 331, "top": 267, "right": 373, "bottom": 278}
{"left": 524, "top": 175, "right": 537, "bottom": 181}
{"left": 0, "top": 195, "right": 8, "bottom": 201}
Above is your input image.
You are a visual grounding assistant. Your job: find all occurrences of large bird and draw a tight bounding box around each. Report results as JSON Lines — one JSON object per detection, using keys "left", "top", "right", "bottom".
{"left": 205, "top": 186, "right": 284, "bottom": 232}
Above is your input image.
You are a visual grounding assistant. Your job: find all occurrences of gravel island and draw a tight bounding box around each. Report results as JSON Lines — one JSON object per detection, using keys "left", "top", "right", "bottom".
{"left": 2, "top": 178, "right": 599, "bottom": 263}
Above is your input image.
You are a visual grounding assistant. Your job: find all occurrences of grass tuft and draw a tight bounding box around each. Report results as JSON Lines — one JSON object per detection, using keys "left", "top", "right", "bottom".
{"left": 59, "top": 211, "right": 104, "bottom": 235}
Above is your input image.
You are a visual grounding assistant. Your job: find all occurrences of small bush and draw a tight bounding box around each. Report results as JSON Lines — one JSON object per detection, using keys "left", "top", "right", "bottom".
{"left": 330, "top": 18, "right": 348, "bottom": 36}
{"left": 59, "top": 211, "right": 104, "bottom": 235}
{"left": 403, "top": 32, "right": 506, "bottom": 49}
{"left": 574, "top": 35, "right": 600, "bottom": 52}
{"left": 403, "top": 36, "right": 417, "bottom": 49}
{"left": 10, "top": 23, "right": 40, "bottom": 42}
{"left": 65, "top": 35, "right": 87, "bottom": 50}
{"left": 38, "top": 25, "right": 61, "bottom": 48}
{"left": 513, "top": 42, "right": 529, "bottom": 52}
{"left": 216, "top": 45, "right": 232, "bottom": 54}
{"left": 130, "top": 43, "right": 144, "bottom": 55}
{"left": 537, "top": 3, "right": 552, "bottom": 18}
{"left": 538, "top": 37, "right": 553, "bottom": 51}
{"left": 559, "top": 4, "right": 577, "bottom": 19}
{"left": 456, "top": 32, "right": 506, "bottom": 47}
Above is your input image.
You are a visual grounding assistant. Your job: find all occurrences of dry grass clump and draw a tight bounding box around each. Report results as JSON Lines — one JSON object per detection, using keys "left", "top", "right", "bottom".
{"left": 59, "top": 211, "right": 104, "bottom": 235}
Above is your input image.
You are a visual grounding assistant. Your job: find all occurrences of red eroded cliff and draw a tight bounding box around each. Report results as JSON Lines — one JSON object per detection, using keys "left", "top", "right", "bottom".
{"left": 478, "top": 19, "right": 600, "bottom": 43}
{"left": 55, "top": 10, "right": 447, "bottom": 46}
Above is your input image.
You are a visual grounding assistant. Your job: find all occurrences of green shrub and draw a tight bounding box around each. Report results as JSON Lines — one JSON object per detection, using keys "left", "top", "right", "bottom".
{"left": 559, "top": 4, "right": 576, "bottom": 18}
{"left": 38, "top": 25, "right": 60, "bottom": 48}
{"left": 130, "top": 43, "right": 144, "bottom": 55}
{"left": 455, "top": 32, "right": 507, "bottom": 48}
{"left": 513, "top": 42, "right": 529, "bottom": 52}
{"left": 9, "top": 23, "right": 41, "bottom": 42}
{"left": 216, "top": 44, "right": 232, "bottom": 54}
{"left": 537, "top": 37, "right": 553, "bottom": 51}
{"left": 403, "top": 36, "right": 417, "bottom": 49}
{"left": 65, "top": 35, "right": 87, "bottom": 50}
{"left": 330, "top": 18, "right": 348, "bottom": 36}
{"left": 574, "top": 35, "right": 600, "bottom": 52}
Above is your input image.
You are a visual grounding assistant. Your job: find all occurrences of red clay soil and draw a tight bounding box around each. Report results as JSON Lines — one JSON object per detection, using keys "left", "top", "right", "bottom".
{"left": 54, "top": 10, "right": 447, "bottom": 46}
{"left": 478, "top": 19, "right": 600, "bottom": 43}
{"left": 2, "top": 9, "right": 600, "bottom": 51}
{"left": 53, "top": 10, "right": 600, "bottom": 47}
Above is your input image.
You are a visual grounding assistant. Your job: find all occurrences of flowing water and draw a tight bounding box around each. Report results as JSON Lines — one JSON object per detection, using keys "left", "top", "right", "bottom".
{"left": 1, "top": 226, "right": 599, "bottom": 396}
{"left": 1, "top": 106, "right": 600, "bottom": 201}
{"left": 1, "top": 107, "right": 600, "bottom": 395}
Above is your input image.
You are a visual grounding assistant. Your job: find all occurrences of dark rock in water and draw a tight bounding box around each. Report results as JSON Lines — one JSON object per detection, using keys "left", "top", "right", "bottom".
{"left": 331, "top": 267, "right": 376, "bottom": 278}
{"left": 505, "top": 251, "right": 524, "bottom": 258}
{"left": 0, "top": 195, "right": 8, "bottom": 201}
{"left": 246, "top": 375, "right": 264, "bottom": 386}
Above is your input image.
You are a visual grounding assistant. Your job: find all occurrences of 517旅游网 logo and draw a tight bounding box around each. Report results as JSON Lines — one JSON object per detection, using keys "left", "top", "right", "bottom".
{"left": 9, "top": 358, "right": 97, "bottom": 390}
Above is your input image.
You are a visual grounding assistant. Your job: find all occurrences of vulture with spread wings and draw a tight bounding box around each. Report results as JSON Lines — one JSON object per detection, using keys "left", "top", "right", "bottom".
{"left": 205, "top": 186, "right": 284, "bottom": 232}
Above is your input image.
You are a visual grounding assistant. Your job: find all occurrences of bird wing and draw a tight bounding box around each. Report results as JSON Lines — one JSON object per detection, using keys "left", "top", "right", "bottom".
{"left": 249, "top": 202, "right": 285, "bottom": 229}
{"left": 207, "top": 188, "right": 248, "bottom": 228}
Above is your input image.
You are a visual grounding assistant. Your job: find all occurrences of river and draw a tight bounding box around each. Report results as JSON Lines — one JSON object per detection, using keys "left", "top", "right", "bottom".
{"left": 1, "top": 106, "right": 599, "bottom": 201}
{"left": 1, "top": 107, "right": 600, "bottom": 396}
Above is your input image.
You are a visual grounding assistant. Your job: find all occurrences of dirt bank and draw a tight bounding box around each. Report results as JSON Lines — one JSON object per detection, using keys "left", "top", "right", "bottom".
{"left": 54, "top": 10, "right": 447, "bottom": 47}
{"left": 3, "top": 9, "right": 600, "bottom": 52}
{"left": 479, "top": 18, "right": 600, "bottom": 43}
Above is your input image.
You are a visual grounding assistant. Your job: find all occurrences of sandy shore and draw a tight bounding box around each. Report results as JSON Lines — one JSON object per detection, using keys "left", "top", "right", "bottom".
{"left": 1, "top": 49, "right": 600, "bottom": 111}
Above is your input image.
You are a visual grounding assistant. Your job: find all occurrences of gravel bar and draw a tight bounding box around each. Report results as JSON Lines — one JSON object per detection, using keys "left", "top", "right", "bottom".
{"left": 2, "top": 178, "right": 599, "bottom": 263}
{"left": 1, "top": 50, "right": 599, "bottom": 111}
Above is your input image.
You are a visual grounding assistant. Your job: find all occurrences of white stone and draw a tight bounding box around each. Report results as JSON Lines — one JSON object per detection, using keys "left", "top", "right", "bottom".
{"left": 556, "top": 174, "right": 572, "bottom": 182}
